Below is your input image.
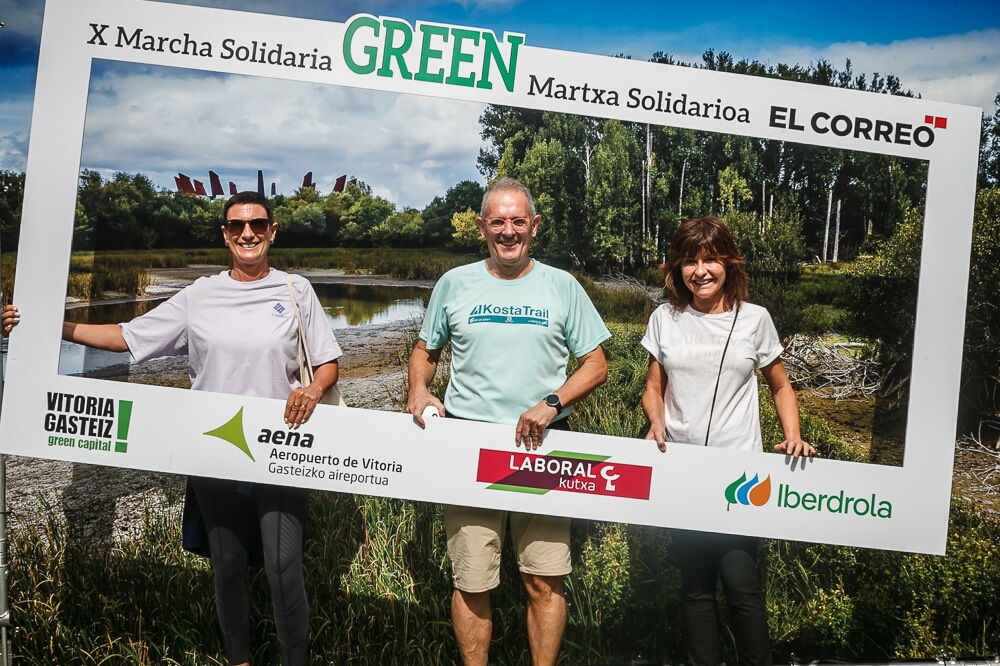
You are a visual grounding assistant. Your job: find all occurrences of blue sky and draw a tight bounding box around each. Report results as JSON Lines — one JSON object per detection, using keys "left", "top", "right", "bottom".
{"left": 1, "top": 0, "right": 998, "bottom": 207}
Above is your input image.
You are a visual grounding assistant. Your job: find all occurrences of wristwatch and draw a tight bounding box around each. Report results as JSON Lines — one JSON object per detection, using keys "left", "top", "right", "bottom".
{"left": 544, "top": 393, "right": 563, "bottom": 412}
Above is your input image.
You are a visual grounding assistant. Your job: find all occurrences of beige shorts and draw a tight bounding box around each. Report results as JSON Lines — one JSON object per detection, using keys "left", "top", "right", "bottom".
{"left": 443, "top": 505, "right": 572, "bottom": 593}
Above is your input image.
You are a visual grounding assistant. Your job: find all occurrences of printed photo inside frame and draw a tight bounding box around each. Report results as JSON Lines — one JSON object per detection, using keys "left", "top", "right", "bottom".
{"left": 0, "top": 0, "right": 982, "bottom": 554}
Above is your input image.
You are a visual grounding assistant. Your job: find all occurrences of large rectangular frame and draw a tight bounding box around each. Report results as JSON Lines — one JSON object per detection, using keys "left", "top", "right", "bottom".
{"left": 0, "top": 0, "right": 981, "bottom": 554}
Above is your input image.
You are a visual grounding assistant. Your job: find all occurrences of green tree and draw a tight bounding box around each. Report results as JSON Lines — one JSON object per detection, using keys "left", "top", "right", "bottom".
{"left": 959, "top": 186, "right": 1000, "bottom": 433}
{"left": 979, "top": 93, "right": 1000, "bottom": 188}
{"left": 0, "top": 170, "right": 24, "bottom": 252}
{"left": 718, "top": 165, "right": 753, "bottom": 214}
{"left": 532, "top": 112, "right": 594, "bottom": 266}
{"left": 339, "top": 194, "right": 395, "bottom": 246}
{"left": 586, "top": 119, "right": 643, "bottom": 269}
{"left": 287, "top": 203, "right": 326, "bottom": 234}
{"left": 451, "top": 210, "right": 485, "bottom": 251}
{"left": 74, "top": 171, "right": 161, "bottom": 250}
{"left": 370, "top": 208, "right": 424, "bottom": 247}
{"left": 844, "top": 207, "right": 923, "bottom": 401}
{"left": 518, "top": 137, "right": 573, "bottom": 263}
{"left": 477, "top": 105, "right": 545, "bottom": 179}
{"left": 421, "top": 180, "right": 484, "bottom": 246}
{"left": 725, "top": 196, "right": 806, "bottom": 334}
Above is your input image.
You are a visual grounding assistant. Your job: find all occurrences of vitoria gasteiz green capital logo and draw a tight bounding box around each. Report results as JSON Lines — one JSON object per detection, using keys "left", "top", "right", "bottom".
{"left": 725, "top": 471, "right": 893, "bottom": 519}
{"left": 44, "top": 391, "right": 133, "bottom": 454}
{"left": 205, "top": 408, "right": 255, "bottom": 461}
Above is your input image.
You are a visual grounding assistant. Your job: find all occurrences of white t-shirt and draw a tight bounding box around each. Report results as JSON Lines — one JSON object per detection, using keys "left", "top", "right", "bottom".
{"left": 640, "top": 302, "right": 782, "bottom": 451}
{"left": 121, "top": 269, "right": 341, "bottom": 399}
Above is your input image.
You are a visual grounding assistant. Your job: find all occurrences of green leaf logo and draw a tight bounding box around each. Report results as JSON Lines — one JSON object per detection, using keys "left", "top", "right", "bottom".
{"left": 204, "top": 407, "right": 255, "bottom": 461}
{"left": 724, "top": 472, "right": 747, "bottom": 505}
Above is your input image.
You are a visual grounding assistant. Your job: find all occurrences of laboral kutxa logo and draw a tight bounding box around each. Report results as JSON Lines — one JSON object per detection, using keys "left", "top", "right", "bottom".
{"left": 44, "top": 391, "right": 134, "bottom": 454}
{"left": 477, "top": 449, "right": 652, "bottom": 499}
{"left": 725, "top": 472, "right": 893, "bottom": 519}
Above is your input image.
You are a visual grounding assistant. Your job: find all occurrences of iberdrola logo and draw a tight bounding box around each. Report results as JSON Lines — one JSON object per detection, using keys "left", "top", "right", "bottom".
{"left": 204, "top": 407, "right": 255, "bottom": 461}
{"left": 725, "top": 472, "right": 771, "bottom": 509}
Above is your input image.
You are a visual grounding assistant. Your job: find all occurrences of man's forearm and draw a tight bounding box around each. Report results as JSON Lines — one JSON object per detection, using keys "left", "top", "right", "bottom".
{"left": 407, "top": 339, "right": 440, "bottom": 396}
{"left": 551, "top": 346, "right": 608, "bottom": 407}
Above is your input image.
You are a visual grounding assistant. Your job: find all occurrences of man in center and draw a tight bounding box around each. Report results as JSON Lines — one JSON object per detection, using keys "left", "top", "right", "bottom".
{"left": 406, "top": 178, "right": 611, "bottom": 666}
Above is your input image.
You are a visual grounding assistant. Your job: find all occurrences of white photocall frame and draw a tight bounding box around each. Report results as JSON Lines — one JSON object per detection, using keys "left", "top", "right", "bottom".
{"left": 0, "top": 0, "right": 981, "bottom": 555}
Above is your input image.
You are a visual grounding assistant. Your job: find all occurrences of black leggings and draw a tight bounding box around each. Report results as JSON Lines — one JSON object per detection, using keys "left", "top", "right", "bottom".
{"left": 672, "top": 529, "right": 772, "bottom": 666}
{"left": 191, "top": 477, "right": 310, "bottom": 666}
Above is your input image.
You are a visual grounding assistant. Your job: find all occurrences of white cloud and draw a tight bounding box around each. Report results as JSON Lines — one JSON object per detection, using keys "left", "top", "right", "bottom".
{"left": 547, "top": 26, "right": 1000, "bottom": 113}
{"left": 747, "top": 29, "right": 1000, "bottom": 112}
{"left": 78, "top": 66, "right": 487, "bottom": 208}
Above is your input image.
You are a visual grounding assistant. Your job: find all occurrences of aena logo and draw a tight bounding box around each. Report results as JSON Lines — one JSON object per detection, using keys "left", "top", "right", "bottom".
{"left": 204, "top": 407, "right": 255, "bottom": 461}
{"left": 724, "top": 472, "right": 771, "bottom": 509}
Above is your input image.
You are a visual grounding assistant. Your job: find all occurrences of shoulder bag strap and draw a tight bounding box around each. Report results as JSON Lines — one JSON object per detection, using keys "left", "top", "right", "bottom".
{"left": 704, "top": 302, "right": 740, "bottom": 447}
{"left": 286, "top": 274, "right": 345, "bottom": 407}
{"left": 286, "top": 274, "right": 314, "bottom": 384}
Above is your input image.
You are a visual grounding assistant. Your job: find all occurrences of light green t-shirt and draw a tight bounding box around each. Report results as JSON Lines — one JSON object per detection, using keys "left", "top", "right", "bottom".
{"left": 420, "top": 260, "right": 611, "bottom": 425}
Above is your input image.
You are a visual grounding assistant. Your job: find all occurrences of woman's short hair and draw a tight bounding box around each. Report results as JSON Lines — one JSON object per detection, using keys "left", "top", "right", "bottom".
{"left": 224, "top": 191, "right": 273, "bottom": 222}
{"left": 662, "top": 216, "right": 749, "bottom": 310}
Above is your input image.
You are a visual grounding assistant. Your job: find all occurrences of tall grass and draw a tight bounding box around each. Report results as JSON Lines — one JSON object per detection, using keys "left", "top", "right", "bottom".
{"left": 268, "top": 248, "right": 476, "bottom": 279}
{"left": 576, "top": 274, "right": 657, "bottom": 325}
{"left": 68, "top": 247, "right": 475, "bottom": 279}
{"left": 5, "top": 248, "right": 478, "bottom": 302}
{"left": 75, "top": 248, "right": 475, "bottom": 300}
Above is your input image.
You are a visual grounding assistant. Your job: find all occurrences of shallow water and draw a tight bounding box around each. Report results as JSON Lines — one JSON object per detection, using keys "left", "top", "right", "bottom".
{"left": 55, "top": 282, "right": 428, "bottom": 376}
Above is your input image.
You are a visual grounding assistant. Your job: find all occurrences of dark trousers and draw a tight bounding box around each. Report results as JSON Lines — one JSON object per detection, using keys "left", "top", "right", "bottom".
{"left": 672, "top": 530, "right": 772, "bottom": 666}
{"left": 191, "top": 477, "right": 310, "bottom": 666}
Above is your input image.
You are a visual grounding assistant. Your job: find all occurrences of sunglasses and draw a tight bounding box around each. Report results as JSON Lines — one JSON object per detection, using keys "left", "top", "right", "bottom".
{"left": 225, "top": 217, "right": 271, "bottom": 235}
{"left": 483, "top": 217, "right": 532, "bottom": 231}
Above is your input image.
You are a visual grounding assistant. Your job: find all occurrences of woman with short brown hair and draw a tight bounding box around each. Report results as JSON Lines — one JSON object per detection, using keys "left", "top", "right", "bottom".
{"left": 641, "top": 216, "right": 812, "bottom": 666}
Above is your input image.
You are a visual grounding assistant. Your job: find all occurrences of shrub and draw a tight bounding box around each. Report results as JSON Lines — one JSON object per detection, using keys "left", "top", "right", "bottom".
{"left": 959, "top": 186, "right": 1000, "bottom": 437}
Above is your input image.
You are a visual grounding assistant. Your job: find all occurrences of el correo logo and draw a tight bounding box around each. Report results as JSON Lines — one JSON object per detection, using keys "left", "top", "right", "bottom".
{"left": 769, "top": 106, "right": 944, "bottom": 147}
{"left": 342, "top": 14, "right": 523, "bottom": 92}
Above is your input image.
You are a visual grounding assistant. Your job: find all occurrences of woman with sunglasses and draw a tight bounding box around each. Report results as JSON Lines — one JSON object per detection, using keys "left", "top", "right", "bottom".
{"left": 641, "top": 216, "right": 812, "bottom": 666}
{"left": 4, "top": 190, "right": 340, "bottom": 665}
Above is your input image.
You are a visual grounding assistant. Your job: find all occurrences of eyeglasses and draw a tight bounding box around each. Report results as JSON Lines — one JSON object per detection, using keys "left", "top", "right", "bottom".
{"left": 225, "top": 217, "right": 271, "bottom": 235}
{"left": 483, "top": 217, "right": 532, "bottom": 231}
